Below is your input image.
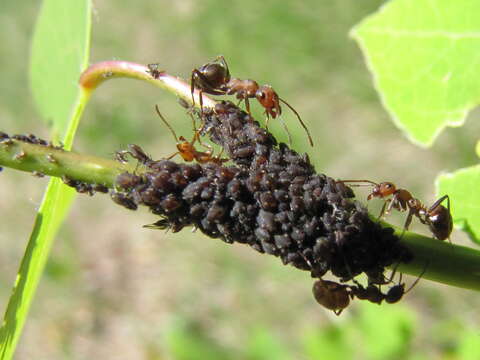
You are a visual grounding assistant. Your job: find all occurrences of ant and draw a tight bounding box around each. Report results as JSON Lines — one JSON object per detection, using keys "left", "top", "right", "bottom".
{"left": 339, "top": 180, "right": 453, "bottom": 241}
{"left": 190, "top": 55, "right": 314, "bottom": 147}
{"left": 155, "top": 105, "right": 228, "bottom": 165}
{"left": 383, "top": 263, "right": 428, "bottom": 304}
{"left": 312, "top": 279, "right": 351, "bottom": 316}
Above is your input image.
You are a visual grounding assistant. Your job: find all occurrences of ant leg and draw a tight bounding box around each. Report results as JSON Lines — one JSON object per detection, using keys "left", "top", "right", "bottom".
{"left": 265, "top": 113, "right": 271, "bottom": 131}
{"left": 401, "top": 209, "right": 415, "bottom": 239}
{"left": 190, "top": 71, "right": 197, "bottom": 106}
{"left": 165, "top": 151, "right": 180, "bottom": 160}
{"left": 244, "top": 97, "right": 251, "bottom": 115}
{"left": 215, "top": 55, "right": 230, "bottom": 73}
{"left": 429, "top": 195, "right": 449, "bottom": 212}
{"left": 378, "top": 199, "right": 392, "bottom": 219}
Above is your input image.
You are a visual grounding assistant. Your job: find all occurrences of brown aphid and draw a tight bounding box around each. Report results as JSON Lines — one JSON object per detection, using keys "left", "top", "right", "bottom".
{"left": 190, "top": 56, "right": 313, "bottom": 146}
{"left": 32, "top": 171, "right": 45, "bottom": 178}
{"left": 155, "top": 105, "right": 228, "bottom": 165}
{"left": 115, "top": 144, "right": 152, "bottom": 166}
{"left": 147, "top": 63, "right": 164, "bottom": 79}
{"left": 111, "top": 192, "right": 137, "bottom": 210}
{"left": 312, "top": 279, "right": 351, "bottom": 316}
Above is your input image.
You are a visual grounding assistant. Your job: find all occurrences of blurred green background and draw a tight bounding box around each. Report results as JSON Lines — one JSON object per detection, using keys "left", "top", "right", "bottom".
{"left": 1, "top": 1, "right": 480, "bottom": 359}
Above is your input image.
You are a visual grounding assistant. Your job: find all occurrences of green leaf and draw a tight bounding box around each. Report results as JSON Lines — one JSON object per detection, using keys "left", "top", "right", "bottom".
{"left": 0, "top": 1, "right": 91, "bottom": 358}
{"left": 30, "top": 0, "right": 92, "bottom": 137}
{"left": 351, "top": 0, "right": 480, "bottom": 147}
{"left": 245, "top": 326, "right": 292, "bottom": 360}
{"left": 437, "top": 165, "right": 480, "bottom": 243}
{"left": 356, "top": 303, "right": 415, "bottom": 360}
{"left": 302, "top": 326, "right": 352, "bottom": 360}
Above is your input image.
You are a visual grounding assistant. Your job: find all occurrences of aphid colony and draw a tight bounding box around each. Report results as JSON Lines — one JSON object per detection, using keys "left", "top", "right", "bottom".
{"left": 105, "top": 57, "right": 454, "bottom": 315}
{"left": 2, "top": 57, "right": 449, "bottom": 315}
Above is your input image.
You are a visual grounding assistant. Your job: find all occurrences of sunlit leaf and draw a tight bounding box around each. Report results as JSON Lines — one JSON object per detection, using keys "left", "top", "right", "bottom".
{"left": 30, "top": 0, "right": 91, "bottom": 137}
{"left": 351, "top": 0, "right": 480, "bottom": 146}
{"left": 437, "top": 165, "right": 480, "bottom": 243}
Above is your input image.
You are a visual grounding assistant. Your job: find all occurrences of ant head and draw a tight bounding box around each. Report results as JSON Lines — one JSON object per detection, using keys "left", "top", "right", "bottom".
{"left": 368, "top": 182, "right": 396, "bottom": 199}
{"left": 256, "top": 85, "right": 280, "bottom": 112}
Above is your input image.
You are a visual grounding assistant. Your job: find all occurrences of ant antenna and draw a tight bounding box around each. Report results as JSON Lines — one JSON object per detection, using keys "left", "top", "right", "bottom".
{"left": 155, "top": 104, "right": 179, "bottom": 142}
{"left": 404, "top": 261, "right": 429, "bottom": 295}
{"left": 279, "top": 97, "right": 314, "bottom": 147}
{"left": 339, "top": 180, "right": 379, "bottom": 187}
{"left": 278, "top": 116, "right": 293, "bottom": 146}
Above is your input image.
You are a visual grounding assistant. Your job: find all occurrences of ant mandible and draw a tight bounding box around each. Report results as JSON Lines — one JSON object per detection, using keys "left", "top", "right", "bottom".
{"left": 340, "top": 180, "right": 453, "bottom": 241}
{"left": 155, "top": 105, "right": 228, "bottom": 165}
{"left": 190, "top": 55, "right": 314, "bottom": 147}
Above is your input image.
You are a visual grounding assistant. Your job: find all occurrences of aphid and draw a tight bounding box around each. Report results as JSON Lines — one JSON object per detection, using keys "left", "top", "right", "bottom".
{"left": 115, "top": 144, "right": 152, "bottom": 166}
{"left": 13, "top": 150, "right": 26, "bottom": 161}
{"left": 190, "top": 56, "right": 313, "bottom": 147}
{"left": 155, "top": 105, "right": 228, "bottom": 165}
{"left": 312, "top": 279, "right": 351, "bottom": 315}
{"left": 46, "top": 153, "right": 57, "bottom": 164}
{"left": 146, "top": 63, "right": 164, "bottom": 79}
{"left": 110, "top": 192, "right": 137, "bottom": 210}
{"left": 32, "top": 171, "right": 45, "bottom": 178}
{"left": 340, "top": 180, "right": 453, "bottom": 241}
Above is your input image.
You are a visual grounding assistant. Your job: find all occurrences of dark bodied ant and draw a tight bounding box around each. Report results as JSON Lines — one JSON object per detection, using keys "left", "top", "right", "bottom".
{"left": 383, "top": 264, "right": 428, "bottom": 304}
{"left": 190, "top": 55, "right": 314, "bottom": 147}
{"left": 340, "top": 180, "right": 453, "bottom": 241}
{"left": 155, "top": 105, "right": 228, "bottom": 165}
{"left": 312, "top": 279, "right": 351, "bottom": 316}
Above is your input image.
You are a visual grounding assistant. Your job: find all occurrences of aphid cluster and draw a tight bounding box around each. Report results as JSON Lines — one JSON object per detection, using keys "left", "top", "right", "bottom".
{"left": 110, "top": 100, "right": 413, "bottom": 315}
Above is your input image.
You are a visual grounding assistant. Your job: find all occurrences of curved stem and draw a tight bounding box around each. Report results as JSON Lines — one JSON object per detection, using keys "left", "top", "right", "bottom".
{"left": 79, "top": 60, "right": 217, "bottom": 109}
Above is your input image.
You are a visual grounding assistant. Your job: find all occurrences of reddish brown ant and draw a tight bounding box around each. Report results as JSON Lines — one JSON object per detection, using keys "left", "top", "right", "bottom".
{"left": 340, "top": 180, "right": 453, "bottom": 241}
{"left": 312, "top": 279, "right": 351, "bottom": 316}
{"left": 190, "top": 56, "right": 314, "bottom": 147}
{"left": 155, "top": 105, "right": 228, "bottom": 165}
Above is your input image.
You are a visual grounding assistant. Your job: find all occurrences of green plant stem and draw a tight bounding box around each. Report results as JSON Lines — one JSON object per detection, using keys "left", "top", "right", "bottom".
{"left": 79, "top": 60, "right": 217, "bottom": 110}
{"left": 1, "top": 141, "right": 480, "bottom": 291}
{"left": 0, "top": 139, "right": 136, "bottom": 187}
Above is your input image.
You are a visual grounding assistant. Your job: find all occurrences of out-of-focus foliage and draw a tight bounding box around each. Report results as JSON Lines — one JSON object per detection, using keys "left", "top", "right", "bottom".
{"left": 353, "top": 0, "right": 480, "bottom": 248}
{"left": 437, "top": 166, "right": 480, "bottom": 243}
{"left": 352, "top": 0, "right": 480, "bottom": 147}
{"left": 0, "top": 1, "right": 91, "bottom": 359}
